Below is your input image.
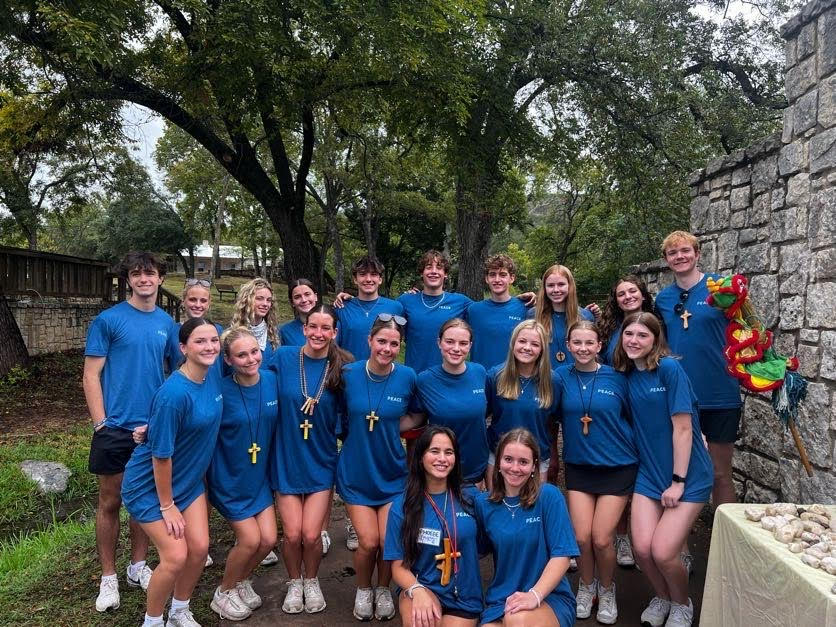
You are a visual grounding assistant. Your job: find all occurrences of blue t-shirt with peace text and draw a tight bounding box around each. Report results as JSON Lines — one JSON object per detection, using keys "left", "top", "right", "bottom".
{"left": 397, "top": 291, "right": 472, "bottom": 373}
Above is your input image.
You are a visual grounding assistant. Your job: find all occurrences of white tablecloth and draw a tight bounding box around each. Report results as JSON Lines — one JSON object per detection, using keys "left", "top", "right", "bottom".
{"left": 702, "top": 503, "right": 836, "bottom": 627}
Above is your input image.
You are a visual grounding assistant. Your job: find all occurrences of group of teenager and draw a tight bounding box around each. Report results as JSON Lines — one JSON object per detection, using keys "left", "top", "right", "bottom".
{"left": 84, "top": 228, "right": 742, "bottom": 627}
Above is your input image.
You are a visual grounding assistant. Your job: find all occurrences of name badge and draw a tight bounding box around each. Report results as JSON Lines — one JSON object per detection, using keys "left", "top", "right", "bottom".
{"left": 417, "top": 527, "right": 441, "bottom": 546}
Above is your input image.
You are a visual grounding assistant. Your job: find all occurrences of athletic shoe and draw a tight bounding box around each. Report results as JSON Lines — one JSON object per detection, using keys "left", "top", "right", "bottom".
{"left": 665, "top": 598, "right": 694, "bottom": 627}
{"left": 303, "top": 577, "right": 327, "bottom": 613}
{"left": 596, "top": 581, "right": 618, "bottom": 624}
{"left": 204, "top": 554, "right": 213, "bottom": 568}
{"left": 210, "top": 586, "right": 251, "bottom": 621}
{"left": 680, "top": 552, "right": 693, "bottom": 578}
{"left": 346, "top": 520, "right": 359, "bottom": 551}
{"left": 166, "top": 608, "right": 200, "bottom": 627}
{"left": 127, "top": 564, "right": 153, "bottom": 591}
{"left": 374, "top": 586, "right": 396, "bottom": 621}
{"left": 353, "top": 587, "right": 374, "bottom": 621}
{"left": 321, "top": 530, "right": 332, "bottom": 555}
{"left": 261, "top": 550, "right": 279, "bottom": 566}
{"left": 615, "top": 534, "right": 635, "bottom": 567}
{"left": 568, "top": 557, "right": 578, "bottom": 571}
{"left": 95, "top": 577, "right": 120, "bottom": 612}
{"left": 282, "top": 578, "right": 304, "bottom": 614}
{"left": 575, "top": 578, "right": 598, "bottom": 619}
{"left": 640, "top": 596, "right": 671, "bottom": 627}
{"left": 235, "top": 579, "right": 262, "bottom": 610}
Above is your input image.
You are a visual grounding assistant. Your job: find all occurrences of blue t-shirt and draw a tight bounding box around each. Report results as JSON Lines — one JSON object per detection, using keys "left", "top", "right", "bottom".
{"left": 466, "top": 298, "right": 529, "bottom": 370}
{"left": 626, "top": 357, "right": 713, "bottom": 503}
{"left": 602, "top": 327, "right": 621, "bottom": 366}
{"left": 269, "top": 346, "right": 341, "bottom": 494}
{"left": 655, "top": 274, "right": 741, "bottom": 409}
{"left": 166, "top": 322, "right": 224, "bottom": 377}
{"left": 397, "top": 291, "right": 472, "bottom": 373}
{"left": 336, "top": 297, "right": 404, "bottom": 361}
{"left": 279, "top": 319, "right": 306, "bottom": 346}
{"left": 554, "top": 365, "right": 638, "bottom": 467}
{"left": 85, "top": 301, "right": 175, "bottom": 431}
{"left": 384, "top": 491, "right": 483, "bottom": 615}
{"left": 206, "top": 371, "right": 279, "bottom": 521}
{"left": 486, "top": 365, "right": 559, "bottom": 461}
{"left": 336, "top": 362, "right": 418, "bottom": 505}
{"left": 474, "top": 484, "right": 579, "bottom": 625}
{"left": 121, "top": 371, "right": 223, "bottom": 523}
{"left": 529, "top": 308, "right": 596, "bottom": 369}
{"left": 416, "top": 364, "right": 489, "bottom": 483}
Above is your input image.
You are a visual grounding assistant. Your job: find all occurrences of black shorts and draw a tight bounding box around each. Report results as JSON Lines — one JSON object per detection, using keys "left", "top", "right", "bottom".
{"left": 441, "top": 607, "right": 480, "bottom": 619}
{"left": 699, "top": 407, "right": 741, "bottom": 443}
{"left": 564, "top": 463, "right": 638, "bottom": 496}
{"left": 88, "top": 426, "right": 137, "bottom": 475}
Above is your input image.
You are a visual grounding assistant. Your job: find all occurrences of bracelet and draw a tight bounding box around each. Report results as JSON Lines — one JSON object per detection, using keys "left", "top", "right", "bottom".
{"left": 406, "top": 583, "right": 426, "bottom": 599}
{"left": 528, "top": 587, "right": 542, "bottom": 607}
{"left": 160, "top": 501, "right": 175, "bottom": 512}
{"left": 92, "top": 418, "right": 107, "bottom": 431}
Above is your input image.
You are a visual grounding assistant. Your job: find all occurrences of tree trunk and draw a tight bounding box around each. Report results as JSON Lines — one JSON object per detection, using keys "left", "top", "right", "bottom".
{"left": 210, "top": 174, "right": 231, "bottom": 279}
{"left": 176, "top": 252, "right": 191, "bottom": 277}
{"left": 0, "top": 288, "right": 30, "bottom": 379}
{"left": 267, "top": 199, "right": 323, "bottom": 292}
{"left": 251, "top": 245, "right": 261, "bottom": 276}
{"left": 454, "top": 173, "right": 495, "bottom": 300}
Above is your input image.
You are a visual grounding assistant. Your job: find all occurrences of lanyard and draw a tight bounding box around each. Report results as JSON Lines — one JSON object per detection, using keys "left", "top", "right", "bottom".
{"left": 424, "top": 489, "right": 459, "bottom": 578}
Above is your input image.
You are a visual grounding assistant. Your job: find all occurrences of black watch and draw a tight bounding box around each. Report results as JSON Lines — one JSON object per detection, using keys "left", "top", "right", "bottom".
{"left": 672, "top": 474, "right": 686, "bottom": 483}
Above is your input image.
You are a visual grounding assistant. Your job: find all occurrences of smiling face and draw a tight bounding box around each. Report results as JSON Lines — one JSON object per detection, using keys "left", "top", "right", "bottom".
{"left": 224, "top": 334, "right": 262, "bottom": 377}
{"left": 422, "top": 433, "right": 456, "bottom": 483}
{"left": 544, "top": 272, "right": 569, "bottom": 307}
{"left": 291, "top": 284, "right": 317, "bottom": 315}
{"left": 422, "top": 259, "right": 447, "bottom": 292}
{"left": 513, "top": 328, "right": 543, "bottom": 368}
{"left": 621, "top": 322, "right": 656, "bottom": 362}
{"left": 304, "top": 311, "right": 337, "bottom": 354}
{"left": 568, "top": 328, "right": 601, "bottom": 367}
{"left": 664, "top": 241, "right": 700, "bottom": 275}
{"left": 354, "top": 270, "right": 382, "bottom": 298}
{"left": 615, "top": 280, "right": 643, "bottom": 314}
{"left": 369, "top": 327, "right": 401, "bottom": 369}
{"left": 181, "top": 323, "right": 220, "bottom": 368}
{"left": 438, "top": 326, "right": 472, "bottom": 368}
{"left": 183, "top": 286, "right": 211, "bottom": 319}
{"left": 127, "top": 268, "right": 163, "bottom": 299}
{"left": 253, "top": 287, "right": 274, "bottom": 322}
{"left": 499, "top": 441, "right": 535, "bottom": 491}
{"left": 485, "top": 268, "right": 515, "bottom": 297}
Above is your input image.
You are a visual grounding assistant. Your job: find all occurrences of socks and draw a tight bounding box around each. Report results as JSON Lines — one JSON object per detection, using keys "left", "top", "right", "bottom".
{"left": 170, "top": 597, "right": 190, "bottom": 614}
{"left": 142, "top": 613, "right": 163, "bottom": 626}
{"left": 128, "top": 560, "right": 147, "bottom": 580}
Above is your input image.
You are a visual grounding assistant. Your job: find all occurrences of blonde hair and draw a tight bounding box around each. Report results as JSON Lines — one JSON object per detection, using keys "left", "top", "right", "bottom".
{"left": 220, "top": 326, "right": 258, "bottom": 358}
{"left": 535, "top": 265, "right": 581, "bottom": 343}
{"left": 230, "top": 278, "right": 279, "bottom": 349}
{"left": 496, "top": 320, "right": 553, "bottom": 408}
{"left": 180, "top": 283, "right": 211, "bottom": 318}
{"left": 613, "top": 311, "right": 672, "bottom": 372}
{"left": 489, "top": 428, "right": 541, "bottom": 509}
{"left": 661, "top": 230, "right": 700, "bottom": 256}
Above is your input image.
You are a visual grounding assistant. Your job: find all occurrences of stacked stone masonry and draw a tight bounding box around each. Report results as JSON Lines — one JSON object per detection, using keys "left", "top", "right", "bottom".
{"left": 9, "top": 298, "right": 109, "bottom": 356}
{"left": 636, "top": 0, "right": 836, "bottom": 504}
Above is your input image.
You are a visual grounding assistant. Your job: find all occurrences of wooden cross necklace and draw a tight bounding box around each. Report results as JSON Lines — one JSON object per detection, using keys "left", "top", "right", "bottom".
{"left": 424, "top": 489, "right": 461, "bottom": 597}
{"left": 573, "top": 364, "right": 599, "bottom": 436}
{"left": 299, "top": 348, "right": 330, "bottom": 440}
{"left": 234, "top": 373, "right": 262, "bottom": 464}
{"left": 365, "top": 360, "right": 394, "bottom": 432}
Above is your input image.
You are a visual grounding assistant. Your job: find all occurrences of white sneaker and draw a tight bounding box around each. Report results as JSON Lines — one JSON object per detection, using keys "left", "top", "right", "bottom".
{"left": 166, "top": 608, "right": 200, "bottom": 627}
{"left": 95, "top": 576, "right": 120, "bottom": 612}
{"left": 235, "top": 579, "right": 262, "bottom": 610}
{"left": 204, "top": 554, "right": 213, "bottom": 568}
{"left": 596, "top": 581, "right": 618, "bottom": 624}
{"left": 303, "top": 576, "right": 327, "bottom": 613}
{"left": 353, "top": 587, "right": 374, "bottom": 621}
{"left": 127, "top": 563, "right": 153, "bottom": 591}
{"left": 282, "top": 578, "right": 304, "bottom": 614}
{"left": 346, "top": 521, "right": 359, "bottom": 551}
{"left": 261, "top": 550, "right": 279, "bottom": 566}
{"left": 641, "top": 596, "right": 671, "bottom": 627}
{"left": 575, "top": 578, "right": 597, "bottom": 619}
{"left": 374, "top": 586, "right": 396, "bottom": 621}
{"left": 210, "top": 586, "right": 252, "bottom": 621}
{"left": 568, "top": 557, "right": 578, "bottom": 571}
{"left": 616, "top": 534, "right": 635, "bottom": 567}
{"left": 680, "top": 552, "right": 693, "bottom": 578}
{"left": 321, "top": 530, "right": 332, "bottom": 555}
{"left": 665, "top": 599, "right": 694, "bottom": 627}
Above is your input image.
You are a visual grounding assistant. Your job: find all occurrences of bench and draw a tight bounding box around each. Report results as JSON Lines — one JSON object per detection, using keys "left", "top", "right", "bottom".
{"left": 215, "top": 283, "right": 237, "bottom": 301}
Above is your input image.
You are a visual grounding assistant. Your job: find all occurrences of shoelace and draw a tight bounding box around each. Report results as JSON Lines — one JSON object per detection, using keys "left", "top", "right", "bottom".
{"left": 669, "top": 604, "right": 689, "bottom": 621}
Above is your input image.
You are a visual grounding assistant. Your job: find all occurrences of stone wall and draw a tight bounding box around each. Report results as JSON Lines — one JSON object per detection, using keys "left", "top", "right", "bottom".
{"left": 636, "top": 0, "right": 836, "bottom": 503}
{"left": 9, "top": 298, "right": 109, "bottom": 356}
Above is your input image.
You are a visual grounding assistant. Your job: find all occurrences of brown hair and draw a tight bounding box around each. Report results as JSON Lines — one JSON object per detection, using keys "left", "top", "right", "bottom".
{"left": 496, "top": 320, "right": 553, "bottom": 408}
{"left": 661, "top": 230, "right": 700, "bottom": 256}
{"left": 534, "top": 264, "right": 582, "bottom": 343}
{"left": 489, "top": 428, "right": 541, "bottom": 508}
{"left": 484, "top": 253, "right": 516, "bottom": 276}
{"left": 304, "top": 303, "right": 352, "bottom": 390}
{"left": 369, "top": 315, "right": 404, "bottom": 341}
{"left": 437, "top": 317, "right": 472, "bottom": 342}
{"left": 417, "top": 250, "right": 451, "bottom": 275}
{"left": 599, "top": 275, "right": 655, "bottom": 342}
{"left": 119, "top": 251, "right": 166, "bottom": 278}
{"left": 352, "top": 255, "right": 385, "bottom": 276}
{"left": 287, "top": 278, "right": 318, "bottom": 318}
{"left": 612, "top": 311, "right": 671, "bottom": 372}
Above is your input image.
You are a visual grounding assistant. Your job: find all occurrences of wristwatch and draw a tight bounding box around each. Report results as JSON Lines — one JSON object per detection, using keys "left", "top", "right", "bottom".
{"left": 672, "top": 473, "right": 686, "bottom": 483}
{"left": 406, "top": 583, "right": 426, "bottom": 599}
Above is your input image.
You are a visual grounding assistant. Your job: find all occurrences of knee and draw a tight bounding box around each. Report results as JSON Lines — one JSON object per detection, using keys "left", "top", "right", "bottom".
{"left": 357, "top": 533, "right": 380, "bottom": 554}
{"left": 283, "top": 525, "right": 302, "bottom": 546}
{"left": 97, "top": 493, "right": 121, "bottom": 515}
{"left": 592, "top": 530, "right": 614, "bottom": 554}
{"left": 650, "top": 542, "right": 676, "bottom": 567}
{"left": 575, "top": 530, "right": 592, "bottom": 551}
{"left": 189, "top": 537, "right": 209, "bottom": 562}
{"left": 632, "top": 538, "right": 652, "bottom": 563}
{"left": 161, "top": 547, "right": 188, "bottom": 573}
{"left": 236, "top": 532, "right": 260, "bottom": 554}
{"left": 502, "top": 611, "right": 530, "bottom": 627}
{"left": 302, "top": 529, "right": 321, "bottom": 547}
{"left": 259, "top": 530, "right": 278, "bottom": 553}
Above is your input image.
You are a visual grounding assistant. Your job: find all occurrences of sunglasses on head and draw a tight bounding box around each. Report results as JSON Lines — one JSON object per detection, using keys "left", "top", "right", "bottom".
{"left": 377, "top": 313, "right": 407, "bottom": 326}
{"left": 186, "top": 278, "right": 212, "bottom": 288}
{"left": 673, "top": 290, "right": 689, "bottom": 315}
